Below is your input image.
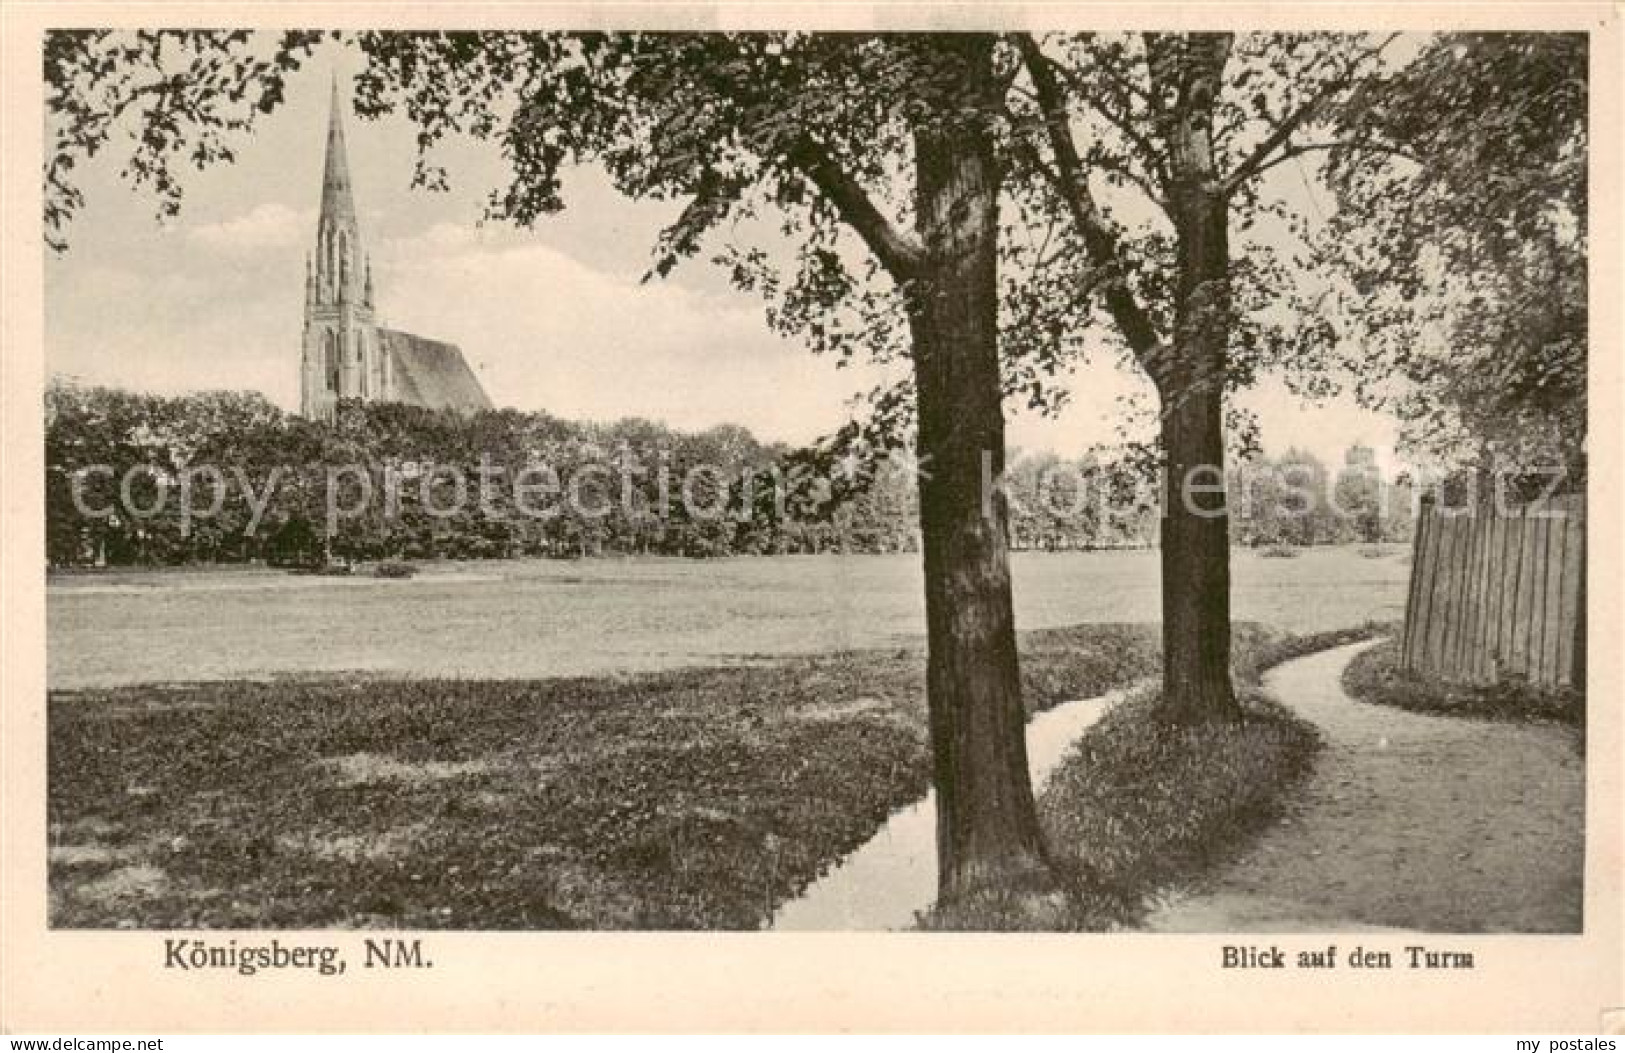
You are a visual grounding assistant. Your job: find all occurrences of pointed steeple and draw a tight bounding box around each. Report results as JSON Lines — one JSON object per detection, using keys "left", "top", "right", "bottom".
{"left": 320, "top": 74, "right": 358, "bottom": 228}
{"left": 303, "top": 71, "right": 382, "bottom": 422}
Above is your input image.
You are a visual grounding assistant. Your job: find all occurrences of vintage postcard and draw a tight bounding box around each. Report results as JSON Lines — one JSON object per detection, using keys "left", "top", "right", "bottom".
{"left": 2, "top": 0, "right": 1621, "bottom": 1034}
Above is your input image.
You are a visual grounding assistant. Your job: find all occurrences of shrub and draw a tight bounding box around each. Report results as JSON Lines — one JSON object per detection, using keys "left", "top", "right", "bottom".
{"left": 374, "top": 561, "right": 419, "bottom": 579}
{"left": 1259, "top": 544, "right": 1302, "bottom": 558}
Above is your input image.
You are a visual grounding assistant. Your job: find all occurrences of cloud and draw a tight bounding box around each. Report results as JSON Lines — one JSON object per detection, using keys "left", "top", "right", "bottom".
{"left": 370, "top": 231, "right": 897, "bottom": 445}
{"left": 188, "top": 203, "right": 311, "bottom": 251}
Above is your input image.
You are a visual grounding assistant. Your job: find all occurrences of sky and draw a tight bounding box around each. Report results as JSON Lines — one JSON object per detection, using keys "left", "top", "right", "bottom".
{"left": 44, "top": 40, "right": 1405, "bottom": 472}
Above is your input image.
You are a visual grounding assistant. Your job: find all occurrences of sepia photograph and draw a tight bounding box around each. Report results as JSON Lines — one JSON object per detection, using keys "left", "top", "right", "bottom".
{"left": 3, "top": 2, "right": 1620, "bottom": 1035}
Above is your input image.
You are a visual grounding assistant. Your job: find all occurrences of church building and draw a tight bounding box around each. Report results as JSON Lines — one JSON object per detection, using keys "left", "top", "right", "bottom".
{"left": 300, "top": 80, "right": 493, "bottom": 421}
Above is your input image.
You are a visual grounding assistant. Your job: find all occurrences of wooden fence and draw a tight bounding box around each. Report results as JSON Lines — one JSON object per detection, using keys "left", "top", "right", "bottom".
{"left": 1401, "top": 493, "right": 1585, "bottom": 689}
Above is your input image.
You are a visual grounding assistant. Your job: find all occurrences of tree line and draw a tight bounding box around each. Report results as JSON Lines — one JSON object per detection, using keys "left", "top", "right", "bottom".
{"left": 45, "top": 380, "right": 834, "bottom": 567}
{"left": 47, "top": 378, "right": 1415, "bottom": 568}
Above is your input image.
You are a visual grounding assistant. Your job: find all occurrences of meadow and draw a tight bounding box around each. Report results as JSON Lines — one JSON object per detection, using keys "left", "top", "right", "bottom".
{"left": 48, "top": 546, "right": 1409, "bottom": 688}
{"left": 47, "top": 545, "right": 1409, "bottom": 929}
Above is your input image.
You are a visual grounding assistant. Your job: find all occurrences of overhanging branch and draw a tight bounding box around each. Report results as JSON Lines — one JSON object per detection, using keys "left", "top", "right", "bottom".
{"left": 1247, "top": 138, "right": 1421, "bottom": 181}
{"left": 1222, "top": 91, "right": 1334, "bottom": 194}
{"left": 1017, "top": 33, "right": 1163, "bottom": 365}
{"left": 1222, "top": 32, "right": 1403, "bottom": 195}
{"left": 784, "top": 137, "right": 924, "bottom": 282}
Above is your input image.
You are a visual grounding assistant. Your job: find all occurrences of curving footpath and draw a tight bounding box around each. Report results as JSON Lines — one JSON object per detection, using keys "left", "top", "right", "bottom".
{"left": 1140, "top": 639, "right": 1584, "bottom": 933}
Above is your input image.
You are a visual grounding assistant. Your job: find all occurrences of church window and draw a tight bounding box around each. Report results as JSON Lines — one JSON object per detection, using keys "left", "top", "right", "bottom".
{"left": 324, "top": 330, "right": 339, "bottom": 392}
{"left": 324, "top": 230, "right": 333, "bottom": 294}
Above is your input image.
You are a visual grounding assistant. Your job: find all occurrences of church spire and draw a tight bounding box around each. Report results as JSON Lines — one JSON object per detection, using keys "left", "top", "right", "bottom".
{"left": 314, "top": 73, "right": 364, "bottom": 307}
{"left": 319, "top": 73, "right": 358, "bottom": 230}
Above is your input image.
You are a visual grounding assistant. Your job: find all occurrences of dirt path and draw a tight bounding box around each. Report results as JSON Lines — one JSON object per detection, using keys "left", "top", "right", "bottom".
{"left": 1140, "top": 639, "right": 1584, "bottom": 933}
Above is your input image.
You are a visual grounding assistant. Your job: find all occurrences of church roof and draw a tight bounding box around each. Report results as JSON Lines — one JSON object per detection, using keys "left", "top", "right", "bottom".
{"left": 379, "top": 328, "right": 493, "bottom": 414}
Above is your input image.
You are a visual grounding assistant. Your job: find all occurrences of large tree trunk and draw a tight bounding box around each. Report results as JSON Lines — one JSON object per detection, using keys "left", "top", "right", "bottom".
{"left": 1154, "top": 34, "right": 1242, "bottom": 725}
{"left": 1155, "top": 340, "right": 1239, "bottom": 724}
{"left": 1019, "top": 32, "right": 1244, "bottom": 725}
{"left": 908, "top": 35, "right": 1051, "bottom": 900}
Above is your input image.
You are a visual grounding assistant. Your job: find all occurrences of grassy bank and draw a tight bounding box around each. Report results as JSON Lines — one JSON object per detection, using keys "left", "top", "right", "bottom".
{"left": 1342, "top": 639, "right": 1584, "bottom": 730}
{"left": 925, "top": 624, "right": 1386, "bottom": 931}
{"left": 49, "top": 622, "right": 1376, "bottom": 931}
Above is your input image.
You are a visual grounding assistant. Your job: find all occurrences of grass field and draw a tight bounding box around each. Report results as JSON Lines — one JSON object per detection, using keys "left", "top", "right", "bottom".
{"left": 50, "top": 624, "right": 1165, "bottom": 929}
{"left": 47, "top": 547, "right": 1410, "bottom": 930}
{"left": 48, "top": 547, "right": 1410, "bottom": 688}
{"left": 48, "top": 623, "right": 1395, "bottom": 931}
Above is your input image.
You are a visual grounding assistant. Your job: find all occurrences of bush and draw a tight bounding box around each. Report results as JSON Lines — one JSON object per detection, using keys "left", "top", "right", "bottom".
{"left": 1259, "top": 544, "right": 1303, "bottom": 558}
{"left": 373, "top": 561, "right": 419, "bottom": 579}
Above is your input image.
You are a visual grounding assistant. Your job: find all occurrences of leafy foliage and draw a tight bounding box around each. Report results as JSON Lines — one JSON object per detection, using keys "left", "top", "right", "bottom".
{"left": 1007, "top": 32, "right": 1400, "bottom": 407}
{"left": 45, "top": 379, "right": 930, "bottom": 566}
{"left": 44, "top": 29, "right": 321, "bottom": 251}
{"left": 51, "top": 380, "right": 1266, "bottom": 567}
{"left": 1231, "top": 443, "right": 1413, "bottom": 547}
{"left": 1321, "top": 33, "right": 1587, "bottom": 477}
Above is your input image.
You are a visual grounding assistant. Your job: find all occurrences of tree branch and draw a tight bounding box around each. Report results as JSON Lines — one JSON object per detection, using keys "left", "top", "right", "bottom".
{"left": 1028, "top": 46, "right": 1168, "bottom": 192}
{"left": 1016, "top": 33, "right": 1163, "bottom": 363}
{"left": 645, "top": 170, "right": 749, "bottom": 282}
{"left": 1222, "top": 32, "right": 1402, "bottom": 195}
{"left": 784, "top": 136, "right": 925, "bottom": 282}
{"left": 1221, "top": 90, "right": 1334, "bottom": 193}
{"left": 1247, "top": 138, "right": 1421, "bottom": 180}
{"left": 1093, "top": 152, "right": 1169, "bottom": 213}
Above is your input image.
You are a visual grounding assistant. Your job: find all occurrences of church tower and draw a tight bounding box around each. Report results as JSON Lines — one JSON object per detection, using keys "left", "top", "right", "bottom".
{"left": 296, "top": 76, "right": 492, "bottom": 420}
{"left": 300, "top": 77, "right": 385, "bottom": 421}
